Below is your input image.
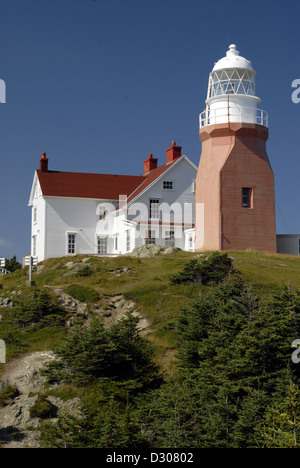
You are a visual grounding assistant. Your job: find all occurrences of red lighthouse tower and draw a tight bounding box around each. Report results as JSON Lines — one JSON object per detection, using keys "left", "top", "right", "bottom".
{"left": 195, "top": 44, "right": 276, "bottom": 252}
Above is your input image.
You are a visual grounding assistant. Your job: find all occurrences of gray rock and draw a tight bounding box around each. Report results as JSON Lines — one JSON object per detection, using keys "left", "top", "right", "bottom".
{"left": 127, "top": 244, "right": 181, "bottom": 258}
{"left": 0, "top": 352, "right": 82, "bottom": 448}
{"left": 0, "top": 296, "right": 17, "bottom": 308}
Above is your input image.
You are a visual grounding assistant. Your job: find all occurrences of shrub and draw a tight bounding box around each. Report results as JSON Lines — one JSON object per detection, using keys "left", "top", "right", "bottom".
{"left": 4, "top": 256, "right": 22, "bottom": 273}
{"left": 40, "top": 361, "right": 70, "bottom": 385}
{"left": 170, "top": 259, "right": 201, "bottom": 285}
{"left": 170, "top": 252, "right": 234, "bottom": 286}
{"left": 14, "top": 290, "right": 66, "bottom": 328}
{"left": 200, "top": 252, "right": 234, "bottom": 285}
{"left": 29, "top": 395, "right": 55, "bottom": 419}
{"left": 0, "top": 385, "right": 19, "bottom": 407}
{"left": 42, "top": 313, "right": 160, "bottom": 389}
{"left": 2, "top": 333, "right": 27, "bottom": 353}
{"left": 75, "top": 266, "right": 93, "bottom": 277}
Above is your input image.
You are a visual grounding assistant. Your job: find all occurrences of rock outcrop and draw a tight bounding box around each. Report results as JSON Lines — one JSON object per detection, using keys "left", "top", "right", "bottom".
{"left": 0, "top": 352, "right": 81, "bottom": 448}
{"left": 126, "top": 244, "right": 181, "bottom": 258}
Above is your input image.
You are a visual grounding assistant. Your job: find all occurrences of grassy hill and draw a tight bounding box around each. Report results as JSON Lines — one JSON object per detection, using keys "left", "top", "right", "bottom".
{"left": 1, "top": 249, "right": 300, "bottom": 448}
{"left": 0, "top": 250, "right": 299, "bottom": 371}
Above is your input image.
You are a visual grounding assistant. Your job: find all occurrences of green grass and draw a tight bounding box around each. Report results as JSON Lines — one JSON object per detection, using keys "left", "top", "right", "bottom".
{"left": 66, "top": 284, "right": 99, "bottom": 303}
{"left": 229, "top": 251, "right": 300, "bottom": 295}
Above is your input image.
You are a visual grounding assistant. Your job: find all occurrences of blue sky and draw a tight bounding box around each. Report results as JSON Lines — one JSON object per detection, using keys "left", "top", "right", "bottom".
{"left": 0, "top": 0, "right": 299, "bottom": 261}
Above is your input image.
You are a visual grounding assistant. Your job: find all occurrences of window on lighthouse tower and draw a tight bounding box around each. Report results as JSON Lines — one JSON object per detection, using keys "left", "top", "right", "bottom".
{"left": 242, "top": 188, "right": 253, "bottom": 208}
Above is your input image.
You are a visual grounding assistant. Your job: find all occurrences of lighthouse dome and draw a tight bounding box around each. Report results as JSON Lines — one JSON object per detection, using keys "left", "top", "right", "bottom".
{"left": 212, "top": 44, "right": 254, "bottom": 72}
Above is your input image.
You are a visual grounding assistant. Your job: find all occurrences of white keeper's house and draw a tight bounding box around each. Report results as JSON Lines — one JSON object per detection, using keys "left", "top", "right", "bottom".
{"left": 28, "top": 142, "right": 197, "bottom": 262}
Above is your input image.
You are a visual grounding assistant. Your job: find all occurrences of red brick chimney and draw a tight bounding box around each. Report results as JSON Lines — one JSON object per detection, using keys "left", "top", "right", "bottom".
{"left": 39, "top": 152, "right": 48, "bottom": 172}
{"left": 166, "top": 141, "right": 182, "bottom": 164}
{"left": 144, "top": 153, "right": 158, "bottom": 175}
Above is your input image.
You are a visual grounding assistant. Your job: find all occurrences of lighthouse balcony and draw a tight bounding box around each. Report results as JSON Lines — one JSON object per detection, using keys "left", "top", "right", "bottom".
{"left": 199, "top": 105, "right": 268, "bottom": 128}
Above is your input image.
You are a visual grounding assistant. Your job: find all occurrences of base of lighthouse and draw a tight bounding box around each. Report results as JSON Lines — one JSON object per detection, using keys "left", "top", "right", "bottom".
{"left": 195, "top": 122, "right": 277, "bottom": 253}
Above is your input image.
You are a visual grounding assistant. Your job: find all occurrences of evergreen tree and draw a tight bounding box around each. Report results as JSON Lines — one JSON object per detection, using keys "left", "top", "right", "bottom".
{"left": 170, "top": 252, "right": 234, "bottom": 286}
{"left": 40, "top": 399, "right": 149, "bottom": 449}
{"left": 4, "top": 256, "right": 22, "bottom": 273}
{"left": 43, "top": 311, "right": 160, "bottom": 389}
{"left": 257, "top": 375, "right": 300, "bottom": 448}
{"left": 138, "top": 280, "right": 300, "bottom": 448}
{"left": 14, "top": 289, "right": 66, "bottom": 328}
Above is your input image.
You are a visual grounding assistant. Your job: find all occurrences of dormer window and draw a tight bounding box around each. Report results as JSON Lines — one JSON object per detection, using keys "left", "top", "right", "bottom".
{"left": 163, "top": 181, "right": 173, "bottom": 190}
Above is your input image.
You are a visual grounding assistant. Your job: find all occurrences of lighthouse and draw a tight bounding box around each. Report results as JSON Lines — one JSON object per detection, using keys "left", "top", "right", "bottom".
{"left": 195, "top": 44, "right": 277, "bottom": 252}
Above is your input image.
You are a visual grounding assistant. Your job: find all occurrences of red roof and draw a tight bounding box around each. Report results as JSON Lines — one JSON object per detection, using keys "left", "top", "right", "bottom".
{"left": 37, "top": 170, "right": 146, "bottom": 200}
{"left": 37, "top": 157, "right": 180, "bottom": 203}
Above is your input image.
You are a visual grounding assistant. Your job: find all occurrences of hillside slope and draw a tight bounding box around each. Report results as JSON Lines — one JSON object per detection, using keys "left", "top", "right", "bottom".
{"left": 0, "top": 249, "right": 299, "bottom": 448}
{"left": 1, "top": 249, "right": 300, "bottom": 367}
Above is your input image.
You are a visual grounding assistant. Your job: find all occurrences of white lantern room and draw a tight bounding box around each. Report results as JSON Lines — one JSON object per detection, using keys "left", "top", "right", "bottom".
{"left": 199, "top": 44, "right": 268, "bottom": 128}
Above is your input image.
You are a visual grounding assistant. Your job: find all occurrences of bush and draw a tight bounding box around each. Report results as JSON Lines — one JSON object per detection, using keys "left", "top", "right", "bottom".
{"left": 4, "top": 256, "right": 22, "bottom": 273}
{"left": 170, "top": 253, "right": 234, "bottom": 286}
{"left": 75, "top": 266, "right": 93, "bottom": 277}
{"left": 170, "top": 259, "right": 201, "bottom": 285}
{"left": 2, "top": 332, "right": 28, "bottom": 355}
{"left": 66, "top": 284, "right": 99, "bottom": 303}
{"left": 29, "top": 395, "right": 56, "bottom": 419}
{"left": 0, "top": 385, "right": 19, "bottom": 407}
{"left": 40, "top": 361, "right": 70, "bottom": 385}
{"left": 42, "top": 313, "right": 160, "bottom": 390}
{"left": 14, "top": 290, "right": 66, "bottom": 328}
{"left": 200, "top": 252, "right": 234, "bottom": 285}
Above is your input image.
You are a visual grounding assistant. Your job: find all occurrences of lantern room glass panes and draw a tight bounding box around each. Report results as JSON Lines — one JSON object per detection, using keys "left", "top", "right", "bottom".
{"left": 208, "top": 69, "right": 256, "bottom": 98}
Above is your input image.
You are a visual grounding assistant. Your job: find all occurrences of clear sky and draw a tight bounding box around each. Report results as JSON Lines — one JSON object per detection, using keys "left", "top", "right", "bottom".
{"left": 0, "top": 0, "right": 299, "bottom": 261}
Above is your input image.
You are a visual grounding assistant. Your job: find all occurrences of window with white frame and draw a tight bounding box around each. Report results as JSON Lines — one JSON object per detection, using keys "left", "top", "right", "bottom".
{"left": 163, "top": 180, "right": 173, "bottom": 190}
{"left": 165, "top": 230, "right": 175, "bottom": 247}
{"left": 150, "top": 199, "right": 160, "bottom": 219}
{"left": 67, "top": 234, "right": 76, "bottom": 254}
{"left": 97, "top": 236, "right": 108, "bottom": 255}
{"left": 33, "top": 206, "right": 37, "bottom": 224}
